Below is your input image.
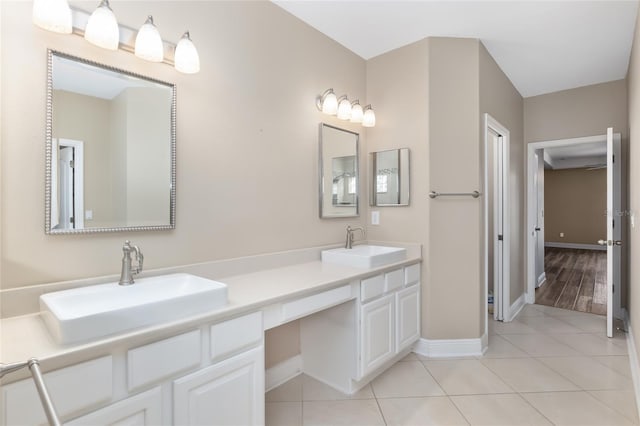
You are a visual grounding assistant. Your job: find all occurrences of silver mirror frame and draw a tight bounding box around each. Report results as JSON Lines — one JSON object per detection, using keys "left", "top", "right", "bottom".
{"left": 369, "top": 148, "right": 410, "bottom": 207}
{"left": 45, "top": 49, "right": 177, "bottom": 234}
{"left": 318, "top": 123, "right": 360, "bottom": 218}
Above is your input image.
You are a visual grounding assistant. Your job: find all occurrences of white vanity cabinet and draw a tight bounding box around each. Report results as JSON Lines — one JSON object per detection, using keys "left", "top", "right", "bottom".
{"left": 358, "top": 264, "right": 421, "bottom": 379}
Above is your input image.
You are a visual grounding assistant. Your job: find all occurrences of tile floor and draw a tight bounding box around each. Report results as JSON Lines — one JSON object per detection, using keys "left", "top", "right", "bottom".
{"left": 265, "top": 303, "right": 639, "bottom": 425}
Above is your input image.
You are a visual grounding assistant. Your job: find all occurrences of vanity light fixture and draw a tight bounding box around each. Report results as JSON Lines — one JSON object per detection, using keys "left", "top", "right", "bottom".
{"left": 362, "top": 105, "right": 376, "bottom": 128}
{"left": 174, "top": 32, "right": 201, "bottom": 74}
{"left": 350, "top": 100, "right": 364, "bottom": 123}
{"left": 337, "top": 95, "right": 352, "bottom": 120}
{"left": 32, "top": 3, "right": 200, "bottom": 74}
{"left": 316, "top": 88, "right": 338, "bottom": 115}
{"left": 84, "top": 0, "right": 119, "bottom": 50}
{"left": 32, "top": 0, "right": 72, "bottom": 34}
{"left": 135, "top": 16, "right": 164, "bottom": 62}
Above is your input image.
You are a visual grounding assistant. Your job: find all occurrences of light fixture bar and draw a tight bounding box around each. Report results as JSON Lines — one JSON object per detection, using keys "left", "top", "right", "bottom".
{"left": 69, "top": 7, "right": 177, "bottom": 66}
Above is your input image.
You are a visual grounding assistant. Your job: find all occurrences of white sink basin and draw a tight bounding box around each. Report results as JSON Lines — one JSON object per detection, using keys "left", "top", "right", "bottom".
{"left": 40, "top": 273, "right": 228, "bottom": 345}
{"left": 321, "top": 245, "right": 407, "bottom": 268}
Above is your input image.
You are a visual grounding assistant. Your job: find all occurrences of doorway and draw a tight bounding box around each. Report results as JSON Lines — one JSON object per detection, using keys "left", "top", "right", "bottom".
{"left": 484, "top": 114, "right": 510, "bottom": 331}
{"left": 526, "top": 131, "right": 622, "bottom": 337}
{"left": 51, "top": 138, "right": 84, "bottom": 230}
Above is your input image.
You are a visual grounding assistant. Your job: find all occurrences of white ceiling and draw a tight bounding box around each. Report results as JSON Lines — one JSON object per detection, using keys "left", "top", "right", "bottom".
{"left": 544, "top": 140, "right": 607, "bottom": 169}
{"left": 272, "top": 0, "right": 639, "bottom": 97}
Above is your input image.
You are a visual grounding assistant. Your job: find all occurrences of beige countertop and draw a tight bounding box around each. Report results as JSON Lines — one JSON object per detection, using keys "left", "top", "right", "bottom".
{"left": 1, "top": 243, "right": 421, "bottom": 382}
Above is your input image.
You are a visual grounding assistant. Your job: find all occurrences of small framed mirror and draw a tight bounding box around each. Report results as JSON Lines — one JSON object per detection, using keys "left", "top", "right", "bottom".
{"left": 46, "top": 50, "right": 176, "bottom": 234}
{"left": 370, "top": 148, "right": 410, "bottom": 206}
{"left": 319, "top": 123, "right": 359, "bottom": 218}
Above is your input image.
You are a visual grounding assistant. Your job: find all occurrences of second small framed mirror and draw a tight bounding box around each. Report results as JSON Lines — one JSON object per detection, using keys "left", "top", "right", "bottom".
{"left": 370, "top": 148, "right": 410, "bottom": 206}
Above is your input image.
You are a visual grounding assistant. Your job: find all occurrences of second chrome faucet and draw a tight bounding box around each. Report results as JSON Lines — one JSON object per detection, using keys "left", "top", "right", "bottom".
{"left": 119, "top": 240, "right": 144, "bottom": 285}
{"left": 345, "top": 225, "right": 365, "bottom": 249}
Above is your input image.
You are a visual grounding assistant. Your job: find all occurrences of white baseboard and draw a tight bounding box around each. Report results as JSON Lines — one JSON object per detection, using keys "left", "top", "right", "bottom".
{"left": 623, "top": 310, "right": 640, "bottom": 423}
{"left": 413, "top": 337, "right": 484, "bottom": 358}
{"left": 545, "top": 242, "right": 606, "bottom": 251}
{"left": 537, "top": 272, "right": 546, "bottom": 287}
{"left": 506, "top": 294, "right": 526, "bottom": 322}
{"left": 265, "top": 355, "right": 302, "bottom": 392}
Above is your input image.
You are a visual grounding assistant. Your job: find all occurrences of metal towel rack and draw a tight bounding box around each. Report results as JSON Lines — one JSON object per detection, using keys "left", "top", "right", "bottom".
{"left": 0, "top": 358, "right": 61, "bottom": 426}
{"left": 429, "top": 190, "right": 481, "bottom": 199}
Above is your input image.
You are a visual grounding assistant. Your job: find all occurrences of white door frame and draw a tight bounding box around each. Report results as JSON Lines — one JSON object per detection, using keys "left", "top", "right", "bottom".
{"left": 525, "top": 134, "right": 622, "bottom": 321}
{"left": 56, "top": 138, "right": 85, "bottom": 230}
{"left": 484, "top": 114, "right": 510, "bottom": 332}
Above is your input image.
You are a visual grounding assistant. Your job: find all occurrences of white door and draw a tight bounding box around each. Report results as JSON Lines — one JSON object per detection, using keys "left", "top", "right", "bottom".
{"left": 492, "top": 132, "right": 506, "bottom": 321}
{"left": 58, "top": 146, "right": 75, "bottom": 229}
{"left": 173, "top": 347, "right": 264, "bottom": 425}
{"left": 360, "top": 294, "right": 395, "bottom": 378}
{"left": 66, "top": 388, "right": 162, "bottom": 426}
{"left": 603, "top": 128, "right": 622, "bottom": 338}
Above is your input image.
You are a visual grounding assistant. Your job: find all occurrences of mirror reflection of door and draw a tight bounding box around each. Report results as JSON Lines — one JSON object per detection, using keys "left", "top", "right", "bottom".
{"left": 51, "top": 138, "right": 84, "bottom": 230}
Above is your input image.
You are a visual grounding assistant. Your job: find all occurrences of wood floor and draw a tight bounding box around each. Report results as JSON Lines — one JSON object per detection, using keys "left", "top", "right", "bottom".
{"left": 535, "top": 247, "right": 607, "bottom": 315}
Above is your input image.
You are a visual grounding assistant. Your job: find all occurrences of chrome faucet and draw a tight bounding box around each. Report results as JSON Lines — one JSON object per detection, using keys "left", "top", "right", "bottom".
{"left": 345, "top": 225, "right": 365, "bottom": 249}
{"left": 119, "top": 240, "right": 144, "bottom": 285}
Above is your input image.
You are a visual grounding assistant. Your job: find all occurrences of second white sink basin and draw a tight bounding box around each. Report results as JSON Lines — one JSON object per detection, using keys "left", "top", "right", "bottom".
{"left": 321, "top": 245, "right": 407, "bottom": 268}
{"left": 40, "top": 273, "right": 228, "bottom": 345}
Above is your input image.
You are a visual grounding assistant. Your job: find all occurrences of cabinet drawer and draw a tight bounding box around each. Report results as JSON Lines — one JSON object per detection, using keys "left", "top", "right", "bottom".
{"left": 211, "top": 312, "right": 263, "bottom": 362}
{"left": 360, "top": 274, "right": 384, "bottom": 302}
{"left": 2, "top": 356, "right": 112, "bottom": 426}
{"left": 385, "top": 269, "right": 404, "bottom": 292}
{"left": 66, "top": 387, "right": 162, "bottom": 426}
{"left": 128, "top": 330, "right": 201, "bottom": 391}
{"left": 405, "top": 264, "right": 420, "bottom": 286}
{"left": 282, "top": 284, "right": 353, "bottom": 321}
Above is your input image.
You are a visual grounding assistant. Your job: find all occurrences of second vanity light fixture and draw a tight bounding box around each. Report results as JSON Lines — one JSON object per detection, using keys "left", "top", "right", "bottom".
{"left": 32, "top": 0, "right": 200, "bottom": 74}
{"left": 316, "top": 89, "right": 376, "bottom": 127}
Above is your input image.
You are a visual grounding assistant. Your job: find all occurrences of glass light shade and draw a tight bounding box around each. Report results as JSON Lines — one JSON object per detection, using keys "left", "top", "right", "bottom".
{"left": 350, "top": 102, "right": 363, "bottom": 123}
{"left": 84, "top": 0, "right": 119, "bottom": 50}
{"left": 337, "top": 96, "right": 352, "bottom": 120}
{"left": 32, "top": 0, "right": 72, "bottom": 34}
{"left": 135, "top": 16, "right": 164, "bottom": 62}
{"left": 362, "top": 106, "right": 376, "bottom": 127}
{"left": 174, "top": 32, "right": 200, "bottom": 74}
{"left": 321, "top": 91, "right": 338, "bottom": 115}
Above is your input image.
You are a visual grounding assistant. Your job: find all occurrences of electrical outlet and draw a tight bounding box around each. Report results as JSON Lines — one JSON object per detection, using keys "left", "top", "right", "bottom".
{"left": 560, "top": 232, "right": 564, "bottom": 238}
{"left": 371, "top": 211, "right": 380, "bottom": 225}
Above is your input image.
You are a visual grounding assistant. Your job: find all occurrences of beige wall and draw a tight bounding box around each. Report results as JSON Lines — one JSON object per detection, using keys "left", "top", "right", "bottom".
{"left": 626, "top": 5, "right": 640, "bottom": 369}
{"left": 366, "top": 38, "right": 523, "bottom": 340}
{"left": 0, "top": 1, "right": 367, "bottom": 290}
{"left": 52, "top": 90, "right": 113, "bottom": 227}
{"left": 544, "top": 168, "right": 606, "bottom": 245}
{"left": 479, "top": 44, "right": 525, "bottom": 307}
{"left": 366, "top": 38, "right": 430, "bottom": 335}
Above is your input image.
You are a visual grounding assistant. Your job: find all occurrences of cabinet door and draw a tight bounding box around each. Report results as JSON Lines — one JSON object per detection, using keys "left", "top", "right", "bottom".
{"left": 359, "top": 294, "right": 395, "bottom": 378}
{"left": 396, "top": 285, "right": 421, "bottom": 352}
{"left": 66, "top": 387, "right": 162, "bottom": 426}
{"left": 173, "top": 346, "right": 264, "bottom": 426}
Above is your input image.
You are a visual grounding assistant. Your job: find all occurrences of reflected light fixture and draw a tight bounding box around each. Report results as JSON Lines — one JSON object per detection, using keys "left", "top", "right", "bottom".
{"left": 337, "top": 95, "right": 352, "bottom": 120}
{"left": 316, "top": 88, "right": 338, "bottom": 115}
{"left": 174, "top": 31, "right": 200, "bottom": 74}
{"left": 135, "top": 15, "right": 164, "bottom": 62}
{"left": 350, "top": 100, "right": 363, "bottom": 123}
{"left": 362, "top": 105, "right": 376, "bottom": 127}
{"left": 84, "top": 0, "right": 119, "bottom": 50}
{"left": 32, "top": 0, "right": 72, "bottom": 34}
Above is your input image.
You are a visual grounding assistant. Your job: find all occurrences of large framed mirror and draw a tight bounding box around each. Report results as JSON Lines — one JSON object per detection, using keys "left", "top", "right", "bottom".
{"left": 46, "top": 50, "right": 176, "bottom": 234}
{"left": 370, "top": 148, "right": 410, "bottom": 206}
{"left": 319, "top": 123, "right": 359, "bottom": 218}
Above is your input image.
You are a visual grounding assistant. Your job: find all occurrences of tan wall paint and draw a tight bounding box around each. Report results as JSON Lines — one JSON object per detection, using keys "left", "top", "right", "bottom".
{"left": 626, "top": 5, "right": 640, "bottom": 368}
{"left": 265, "top": 321, "right": 301, "bottom": 369}
{"left": 366, "top": 38, "right": 523, "bottom": 340}
{"left": 479, "top": 44, "right": 525, "bottom": 307}
{"left": 1, "top": 1, "right": 367, "bottom": 290}
{"left": 544, "top": 169, "right": 606, "bottom": 245}
{"left": 365, "top": 38, "right": 430, "bottom": 334}
{"left": 524, "top": 80, "right": 629, "bottom": 310}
